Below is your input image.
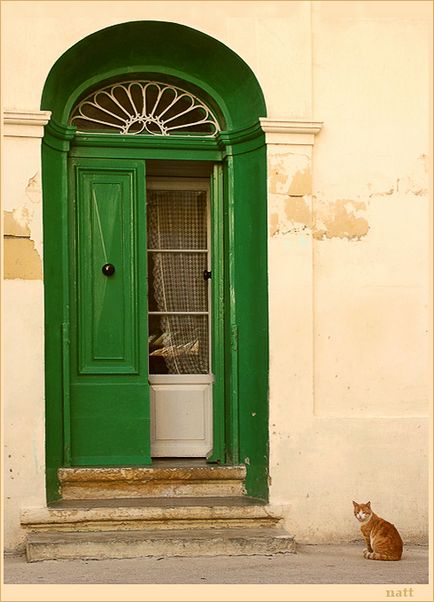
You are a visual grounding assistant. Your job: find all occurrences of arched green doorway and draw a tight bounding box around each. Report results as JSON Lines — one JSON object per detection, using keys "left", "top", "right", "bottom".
{"left": 41, "top": 21, "right": 268, "bottom": 501}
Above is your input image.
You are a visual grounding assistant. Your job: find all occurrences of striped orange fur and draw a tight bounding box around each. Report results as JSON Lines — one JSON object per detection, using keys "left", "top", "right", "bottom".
{"left": 353, "top": 501, "right": 403, "bottom": 561}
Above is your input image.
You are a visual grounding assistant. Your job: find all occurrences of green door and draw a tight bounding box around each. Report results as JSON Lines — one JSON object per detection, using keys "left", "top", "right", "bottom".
{"left": 68, "top": 157, "right": 150, "bottom": 465}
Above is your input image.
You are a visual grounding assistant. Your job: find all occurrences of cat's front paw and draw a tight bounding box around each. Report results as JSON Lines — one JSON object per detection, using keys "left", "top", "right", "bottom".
{"left": 363, "top": 549, "right": 370, "bottom": 558}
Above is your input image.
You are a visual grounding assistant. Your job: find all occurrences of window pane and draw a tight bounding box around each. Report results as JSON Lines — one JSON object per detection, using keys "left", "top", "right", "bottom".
{"left": 149, "top": 314, "right": 209, "bottom": 374}
{"left": 148, "top": 252, "right": 208, "bottom": 312}
{"left": 147, "top": 190, "right": 207, "bottom": 249}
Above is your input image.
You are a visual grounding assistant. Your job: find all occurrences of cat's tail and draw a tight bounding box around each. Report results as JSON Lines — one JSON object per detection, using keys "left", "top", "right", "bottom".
{"left": 363, "top": 551, "right": 401, "bottom": 561}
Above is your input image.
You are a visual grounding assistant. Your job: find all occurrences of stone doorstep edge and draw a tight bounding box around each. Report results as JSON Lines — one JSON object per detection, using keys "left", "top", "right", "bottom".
{"left": 58, "top": 465, "right": 247, "bottom": 483}
{"left": 21, "top": 504, "right": 284, "bottom": 526}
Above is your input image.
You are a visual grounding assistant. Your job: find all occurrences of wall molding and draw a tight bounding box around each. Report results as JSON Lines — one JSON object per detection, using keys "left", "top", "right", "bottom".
{"left": 3, "top": 110, "right": 52, "bottom": 138}
{"left": 259, "top": 118, "right": 323, "bottom": 145}
{"left": 3, "top": 112, "right": 323, "bottom": 144}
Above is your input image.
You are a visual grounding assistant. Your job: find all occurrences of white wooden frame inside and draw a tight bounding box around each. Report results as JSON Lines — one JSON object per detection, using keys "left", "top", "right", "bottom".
{"left": 147, "top": 177, "right": 213, "bottom": 457}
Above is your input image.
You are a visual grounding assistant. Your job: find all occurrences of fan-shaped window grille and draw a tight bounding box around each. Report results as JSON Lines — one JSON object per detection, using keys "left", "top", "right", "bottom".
{"left": 70, "top": 80, "right": 221, "bottom": 136}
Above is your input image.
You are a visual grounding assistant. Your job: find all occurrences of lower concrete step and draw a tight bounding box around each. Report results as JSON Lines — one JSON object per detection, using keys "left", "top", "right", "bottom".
{"left": 26, "top": 527, "right": 296, "bottom": 561}
{"left": 21, "top": 496, "right": 281, "bottom": 533}
{"left": 59, "top": 464, "right": 246, "bottom": 499}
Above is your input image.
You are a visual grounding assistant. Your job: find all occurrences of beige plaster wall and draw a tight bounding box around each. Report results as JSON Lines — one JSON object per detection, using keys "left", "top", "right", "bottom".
{"left": 2, "top": 0, "right": 431, "bottom": 549}
{"left": 1, "top": 0, "right": 312, "bottom": 119}
{"left": 267, "top": 1, "right": 431, "bottom": 542}
{"left": 2, "top": 130, "right": 46, "bottom": 550}
{"left": 3, "top": 281, "right": 46, "bottom": 550}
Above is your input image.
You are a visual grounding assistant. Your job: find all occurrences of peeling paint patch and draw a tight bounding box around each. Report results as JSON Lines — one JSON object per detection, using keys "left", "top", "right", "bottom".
{"left": 269, "top": 212, "right": 279, "bottom": 237}
{"left": 268, "top": 152, "right": 311, "bottom": 195}
{"left": 369, "top": 187, "right": 394, "bottom": 198}
{"left": 268, "top": 150, "right": 368, "bottom": 241}
{"left": 270, "top": 168, "right": 289, "bottom": 193}
{"left": 285, "top": 196, "right": 313, "bottom": 228}
{"left": 4, "top": 206, "right": 42, "bottom": 279}
{"left": 4, "top": 171, "right": 43, "bottom": 267}
{"left": 4, "top": 237, "right": 42, "bottom": 280}
{"left": 270, "top": 165, "right": 311, "bottom": 197}
{"left": 4, "top": 210, "right": 31, "bottom": 237}
{"left": 288, "top": 168, "right": 312, "bottom": 196}
{"left": 270, "top": 196, "right": 369, "bottom": 241}
{"left": 313, "top": 199, "right": 369, "bottom": 241}
{"left": 368, "top": 155, "right": 429, "bottom": 198}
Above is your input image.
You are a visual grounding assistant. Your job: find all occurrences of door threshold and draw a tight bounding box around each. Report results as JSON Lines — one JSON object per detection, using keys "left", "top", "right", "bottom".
{"left": 57, "top": 463, "right": 246, "bottom": 500}
{"left": 150, "top": 458, "right": 210, "bottom": 468}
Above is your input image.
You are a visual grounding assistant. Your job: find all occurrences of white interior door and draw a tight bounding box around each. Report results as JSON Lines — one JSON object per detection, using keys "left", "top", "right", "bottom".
{"left": 147, "top": 178, "right": 213, "bottom": 457}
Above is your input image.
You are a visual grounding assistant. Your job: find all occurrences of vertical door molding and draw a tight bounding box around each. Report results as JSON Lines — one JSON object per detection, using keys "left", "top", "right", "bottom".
{"left": 260, "top": 117, "right": 323, "bottom": 474}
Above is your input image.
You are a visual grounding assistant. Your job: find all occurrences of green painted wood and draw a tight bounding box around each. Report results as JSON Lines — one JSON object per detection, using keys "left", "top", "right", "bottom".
{"left": 69, "top": 143, "right": 221, "bottom": 162}
{"left": 225, "top": 156, "right": 240, "bottom": 465}
{"left": 69, "top": 158, "right": 150, "bottom": 465}
{"left": 207, "top": 164, "right": 225, "bottom": 464}
{"left": 41, "top": 22, "right": 266, "bottom": 131}
{"left": 231, "top": 145, "right": 269, "bottom": 499}
{"left": 71, "top": 133, "right": 221, "bottom": 154}
{"left": 43, "top": 135, "right": 71, "bottom": 502}
{"left": 61, "top": 323, "right": 71, "bottom": 466}
{"left": 76, "top": 172, "right": 138, "bottom": 373}
{"left": 230, "top": 324, "right": 240, "bottom": 464}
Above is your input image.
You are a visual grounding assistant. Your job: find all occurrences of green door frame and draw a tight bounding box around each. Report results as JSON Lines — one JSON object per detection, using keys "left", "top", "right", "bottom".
{"left": 41, "top": 21, "right": 269, "bottom": 502}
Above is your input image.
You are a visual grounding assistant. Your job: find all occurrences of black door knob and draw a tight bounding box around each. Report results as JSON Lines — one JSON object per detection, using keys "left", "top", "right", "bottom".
{"left": 102, "top": 263, "right": 115, "bottom": 276}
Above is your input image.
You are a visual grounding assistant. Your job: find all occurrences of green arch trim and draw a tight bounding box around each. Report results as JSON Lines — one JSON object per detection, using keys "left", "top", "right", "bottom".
{"left": 41, "top": 20, "right": 267, "bottom": 129}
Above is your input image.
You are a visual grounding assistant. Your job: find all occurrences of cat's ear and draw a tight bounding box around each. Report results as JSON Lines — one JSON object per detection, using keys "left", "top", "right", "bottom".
{"left": 366, "top": 501, "right": 371, "bottom": 508}
{"left": 352, "top": 500, "right": 358, "bottom": 507}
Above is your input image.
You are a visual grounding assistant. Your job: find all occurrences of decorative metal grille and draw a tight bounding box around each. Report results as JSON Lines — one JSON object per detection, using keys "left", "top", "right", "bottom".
{"left": 70, "top": 80, "right": 221, "bottom": 136}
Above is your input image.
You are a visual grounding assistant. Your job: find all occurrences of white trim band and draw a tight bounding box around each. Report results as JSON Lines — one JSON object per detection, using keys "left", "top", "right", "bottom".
{"left": 260, "top": 118, "right": 323, "bottom": 145}
{"left": 3, "top": 110, "right": 51, "bottom": 138}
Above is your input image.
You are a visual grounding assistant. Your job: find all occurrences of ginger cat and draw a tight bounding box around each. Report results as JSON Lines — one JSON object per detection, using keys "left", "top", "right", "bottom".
{"left": 352, "top": 501, "right": 403, "bottom": 561}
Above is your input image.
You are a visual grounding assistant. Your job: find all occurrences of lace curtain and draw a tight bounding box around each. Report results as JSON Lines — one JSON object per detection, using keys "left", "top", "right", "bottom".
{"left": 147, "top": 189, "right": 209, "bottom": 374}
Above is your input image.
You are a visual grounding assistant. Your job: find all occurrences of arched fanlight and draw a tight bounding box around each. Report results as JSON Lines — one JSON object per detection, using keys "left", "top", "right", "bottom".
{"left": 70, "top": 80, "right": 221, "bottom": 136}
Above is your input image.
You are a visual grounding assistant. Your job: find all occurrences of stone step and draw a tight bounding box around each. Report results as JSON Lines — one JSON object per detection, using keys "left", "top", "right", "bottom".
{"left": 59, "top": 465, "right": 246, "bottom": 499}
{"left": 21, "top": 496, "right": 281, "bottom": 533}
{"left": 25, "top": 527, "right": 296, "bottom": 561}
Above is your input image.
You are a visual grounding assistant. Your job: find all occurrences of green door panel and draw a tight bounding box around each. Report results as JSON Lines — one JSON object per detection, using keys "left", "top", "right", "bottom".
{"left": 69, "top": 158, "right": 150, "bottom": 466}
{"left": 70, "top": 383, "right": 149, "bottom": 465}
{"left": 77, "top": 172, "right": 138, "bottom": 373}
